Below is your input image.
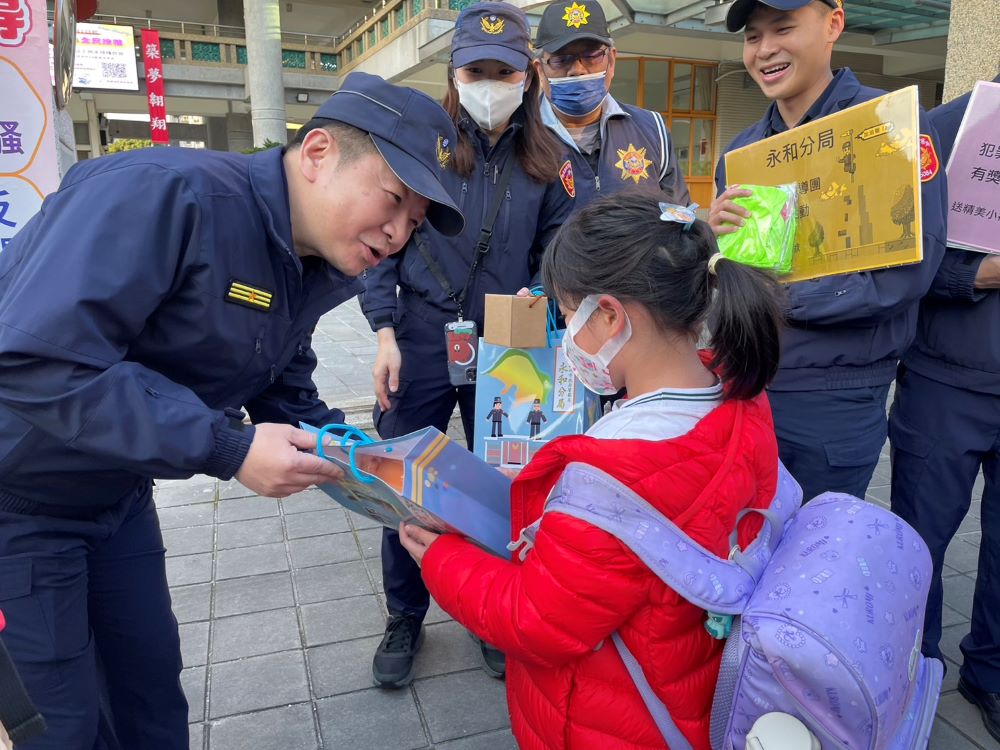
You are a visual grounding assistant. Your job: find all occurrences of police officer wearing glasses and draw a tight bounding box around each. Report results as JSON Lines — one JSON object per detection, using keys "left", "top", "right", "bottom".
{"left": 533, "top": 0, "right": 690, "bottom": 207}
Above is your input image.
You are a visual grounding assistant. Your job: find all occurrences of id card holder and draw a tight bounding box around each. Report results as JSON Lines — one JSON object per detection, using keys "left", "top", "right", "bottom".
{"left": 444, "top": 320, "right": 478, "bottom": 386}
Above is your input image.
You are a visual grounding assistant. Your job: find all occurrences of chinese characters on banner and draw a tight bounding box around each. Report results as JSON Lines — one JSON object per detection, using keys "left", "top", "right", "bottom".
{"left": 141, "top": 29, "right": 168, "bottom": 145}
{"left": 725, "top": 86, "right": 923, "bottom": 282}
{"left": 944, "top": 81, "right": 1000, "bottom": 255}
{"left": 0, "top": 0, "right": 59, "bottom": 251}
{"left": 552, "top": 347, "right": 577, "bottom": 414}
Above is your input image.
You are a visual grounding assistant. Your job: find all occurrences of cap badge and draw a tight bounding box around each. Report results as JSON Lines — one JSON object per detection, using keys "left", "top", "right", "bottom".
{"left": 562, "top": 2, "right": 590, "bottom": 28}
{"left": 615, "top": 143, "right": 652, "bottom": 184}
{"left": 481, "top": 14, "right": 504, "bottom": 35}
{"left": 436, "top": 135, "right": 452, "bottom": 169}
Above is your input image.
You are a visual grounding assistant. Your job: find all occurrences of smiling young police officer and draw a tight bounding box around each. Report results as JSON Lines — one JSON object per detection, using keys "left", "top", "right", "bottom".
{"left": 533, "top": 0, "right": 690, "bottom": 207}
{"left": 710, "top": 0, "right": 947, "bottom": 504}
{"left": 0, "top": 72, "right": 462, "bottom": 750}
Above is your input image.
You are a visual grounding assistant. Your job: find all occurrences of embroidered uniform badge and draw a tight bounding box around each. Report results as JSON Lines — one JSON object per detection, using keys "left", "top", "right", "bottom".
{"left": 615, "top": 143, "right": 653, "bottom": 184}
{"left": 562, "top": 2, "right": 590, "bottom": 28}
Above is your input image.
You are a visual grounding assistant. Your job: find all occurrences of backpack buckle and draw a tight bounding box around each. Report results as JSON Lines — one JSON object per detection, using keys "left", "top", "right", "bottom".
{"left": 705, "top": 612, "right": 734, "bottom": 640}
{"left": 506, "top": 521, "right": 540, "bottom": 561}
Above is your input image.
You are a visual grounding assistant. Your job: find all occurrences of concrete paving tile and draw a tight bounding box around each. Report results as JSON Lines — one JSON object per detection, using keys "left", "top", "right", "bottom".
{"left": 865, "top": 483, "right": 891, "bottom": 504}
{"left": 316, "top": 688, "right": 427, "bottom": 750}
{"left": 154, "top": 480, "right": 216, "bottom": 508}
{"left": 181, "top": 666, "right": 206, "bottom": 723}
{"left": 436, "top": 729, "right": 518, "bottom": 750}
{"left": 941, "top": 662, "right": 961, "bottom": 694}
{"left": 957, "top": 531, "right": 981, "bottom": 548}
{"left": 957, "top": 514, "right": 982, "bottom": 535}
{"left": 209, "top": 651, "right": 310, "bottom": 719}
{"left": 215, "top": 543, "right": 288, "bottom": 580}
{"left": 212, "top": 607, "right": 302, "bottom": 663}
{"left": 216, "top": 516, "right": 284, "bottom": 550}
{"left": 349, "top": 511, "right": 383, "bottom": 531}
{"left": 280, "top": 488, "right": 337, "bottom": 514}
{"left": 166, "top": 553, "right": 213, "bottom": 587}
{"left": 157, "top": 503, "right": 214, "bottom": 530}
{"left": 214, "top": 571, "right": 294, "bottom": 618}
{"left": 940, "top": 624, "right": 968, "bottom": 666}
{"left": 288, "top": 531, "right": 360, "bottom": 569}
{"left": 301, "top": 595, "right": 386, "bottom": 646}
{"left": 293, "top": 560, "right": 374, "bottom": 604}
{"left": 944, "top": 575, "right": 977, "bottom": 620}
{"left": 412, "top": 621, "right": 482, "bottom": 680}
{"left": 307, "top": 635, "right": 383, "bottom": 697}
{"left": 936, "top": 692, "right": 998, "bottom": 749}
{"left": 414, "top": 670, "right": 510, "bottom": 743}
{"left": 170, "top": 583, "right": 212, "bottom": 624}
{"left": 284, "top": 508, "right": 352, "bottom": 539}
{"left": 356, "top": 527, "right": 382, "bottom": 559}
{"left": 179, "top": 621, "right": 209, "bottom": 668}
{"left": 217, "top": 496, "right": 279, "bottom": 523}
{"left": 189, "top": 722, "right": 205, "bottom": 750}
{"left": 163, "top": 525, "right": 215, "bottom": 557}
{"left": 942, "top": 603, "right": 970, "bottom": 628}
{"left": 217, "top": 480, "right": 257, "bottom": 500}
{"left": 208, "top": 703, "right": 319, "bottom": 750}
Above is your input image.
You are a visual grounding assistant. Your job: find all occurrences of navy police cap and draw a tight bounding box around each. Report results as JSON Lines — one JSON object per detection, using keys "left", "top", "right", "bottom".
{"left": 535, "top": 1, "right": 612, "bottom": 54}
{"left": 452, "top": 1, "right": 531, "bottom": 71}
{"left": 314, "top": 72, "right": 465, "bottom": 236}
{"left": 726, "top": 0, "right": 842, "bottom": 32}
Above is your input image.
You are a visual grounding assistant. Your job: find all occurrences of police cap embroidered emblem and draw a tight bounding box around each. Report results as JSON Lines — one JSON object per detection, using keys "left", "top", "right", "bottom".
{"left": 226, "top": 280, "right": 273, "bottom": 312}
{"left": 481, "top": 14, "right": 504, "bottom": 35}
{"left": 562, "top": 2, "right": 590, "bottom": 28}
{"left": 919, "top": 134, "right": 939, "bottom": 182}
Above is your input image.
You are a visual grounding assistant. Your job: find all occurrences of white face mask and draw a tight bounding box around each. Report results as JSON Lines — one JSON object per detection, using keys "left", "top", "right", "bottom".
{"left": 455, "top": 78, "right": 525, "bottom": 132}
{"left": 562, "top": 295, "right": 632, "bottom": 396}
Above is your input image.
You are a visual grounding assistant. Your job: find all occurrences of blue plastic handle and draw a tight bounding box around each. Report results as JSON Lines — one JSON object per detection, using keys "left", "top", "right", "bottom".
{"left": 315, "top": 423, "right": 377, "bottom": 484}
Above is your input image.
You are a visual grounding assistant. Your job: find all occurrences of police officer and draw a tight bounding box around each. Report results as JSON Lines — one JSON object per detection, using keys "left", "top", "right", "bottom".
{"left": 533, "top": 0, "right": 690, "bottom": 208}
{"left": 890, "top": 74, "right": 1000, "bottom": 742}
{"left": 0, "top": 73, "right": 462, "bottom": 750}
{"left": 362, "top": 1, "right": 572, "bottom": 687}
{"left": 710, "top": 0, "right": 947, "bottom": 504}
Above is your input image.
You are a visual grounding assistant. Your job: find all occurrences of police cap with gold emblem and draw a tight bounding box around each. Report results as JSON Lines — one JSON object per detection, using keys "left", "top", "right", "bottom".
{"left": 726, "top": 0, "right": 843, "bottom": 32}
{"left": 535, "top": 1, "right": 612, "bottom": 54}
{"left": 313, "top": 72, "right": 465, "bottom": 236}
{"left": 451, "top": 1, "right": 531, "bottom": 71}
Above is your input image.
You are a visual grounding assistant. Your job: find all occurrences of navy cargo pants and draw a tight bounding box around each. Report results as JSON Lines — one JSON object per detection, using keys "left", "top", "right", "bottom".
{"left": 0, "top": 482, "right": 188, "bottom": 749}
{"left": 374, "top": 310, "right": 476, "bottom": 620}
{"left": 889, "top": 368, "right": 1000, "bottom": 692}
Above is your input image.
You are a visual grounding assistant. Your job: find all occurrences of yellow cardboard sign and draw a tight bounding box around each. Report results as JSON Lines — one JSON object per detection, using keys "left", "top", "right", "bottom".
{"left": 724, "top": 86, "right": 923, "bottom": 282}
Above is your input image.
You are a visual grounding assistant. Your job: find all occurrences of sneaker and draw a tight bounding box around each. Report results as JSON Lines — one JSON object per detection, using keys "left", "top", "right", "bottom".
{"left": 474, "top": 637, "right": 506, "bottom": 679}
{"left": 373, "top": 614, "right": 425, "bottom": 688}
{"left": 958, "top": 676, "right": 1000, "bottom": 743}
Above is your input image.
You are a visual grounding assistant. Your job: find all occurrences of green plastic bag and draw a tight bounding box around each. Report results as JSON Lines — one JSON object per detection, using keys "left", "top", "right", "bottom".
{"left": 716, "top": 184, "right": 798, "bottom": 275}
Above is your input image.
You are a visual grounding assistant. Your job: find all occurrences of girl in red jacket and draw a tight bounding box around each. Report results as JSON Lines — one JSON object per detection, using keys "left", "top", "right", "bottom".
{"left": 400, "top": 192, "right": 785, "bottom": 749}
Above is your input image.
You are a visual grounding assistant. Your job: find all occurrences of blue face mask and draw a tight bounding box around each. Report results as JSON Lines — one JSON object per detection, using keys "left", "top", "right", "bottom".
{"left": 547, "top": 71, "right": 608, "bottom": 117}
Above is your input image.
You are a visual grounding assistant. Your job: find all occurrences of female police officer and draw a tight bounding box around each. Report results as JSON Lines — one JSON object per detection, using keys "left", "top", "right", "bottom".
{"left": 361, "top": 1, "right": 573, "bottom": 688}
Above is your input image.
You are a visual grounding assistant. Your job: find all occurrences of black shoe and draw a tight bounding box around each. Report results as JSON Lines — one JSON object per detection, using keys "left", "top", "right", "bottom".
{"left": 473, "top": 637, "right": 506, "bottom": 678}
{"left": 373, "top": 614, "right": 425, "bottom": 688}
{"left": 958, "top": 676, "right": 1000, "bottom": 743}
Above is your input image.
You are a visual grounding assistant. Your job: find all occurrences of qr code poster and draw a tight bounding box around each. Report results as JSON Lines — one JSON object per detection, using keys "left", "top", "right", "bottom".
{"left": 72, "top": 22, "right": 139, "bottom": 91}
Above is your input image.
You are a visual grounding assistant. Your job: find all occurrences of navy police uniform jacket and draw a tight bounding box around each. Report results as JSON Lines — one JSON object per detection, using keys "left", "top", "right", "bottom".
{"left": 541, "top": 95, "right": 690, "bottom": 208}
{"left": 902, "top": 75, "right": 1000, "bottom": 396}
{"left": 716, "top": 68, "right": 948, "bottom": 391}
{"left": 362, "top": 113, "right": 572, "bottom": 332}
{"left": 0, "top": 147, "right": 362, "bottom": 511}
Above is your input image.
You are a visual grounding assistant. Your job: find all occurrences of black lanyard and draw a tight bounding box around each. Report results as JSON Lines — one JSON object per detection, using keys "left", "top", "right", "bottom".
{"left": 415, "top": 154, "right": 517, "bottom": 321}
{"left": 0, "top": 638, "right": 45, "bottom": 744}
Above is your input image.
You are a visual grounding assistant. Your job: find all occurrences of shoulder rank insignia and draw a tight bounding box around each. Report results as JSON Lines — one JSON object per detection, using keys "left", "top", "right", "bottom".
{"left": 227, "top": 280, "right": 273, "bottom": 312}
{"left": 481, "top": 14, "right": 504, "bottom": 35}
{"left": 918, "top": 134, "right": 939, "bottom": 182}
{"left": 559, "top": 160, "right": 576, "bottom": 198}
{"left": 563, "top": 2, "right": 590, "bottom": 28}
{"left": 615, "top": 143, "right": 653, "bottom": 184}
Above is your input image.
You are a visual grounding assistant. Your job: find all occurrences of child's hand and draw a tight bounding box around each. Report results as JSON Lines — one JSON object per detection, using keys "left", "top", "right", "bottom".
{"left": 399, "top": 522, "right": 441, "bottom": 567}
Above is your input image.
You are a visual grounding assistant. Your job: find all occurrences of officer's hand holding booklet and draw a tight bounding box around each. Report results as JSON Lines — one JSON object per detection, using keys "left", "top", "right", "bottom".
{"left": 301, "top": 423, "right": 511, "bottom": 557}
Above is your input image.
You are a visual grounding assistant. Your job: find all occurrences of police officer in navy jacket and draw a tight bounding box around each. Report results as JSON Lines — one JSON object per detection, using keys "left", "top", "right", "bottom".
{"left": 533, "top": 0, "right": 690, "bottom": 209}
{"left": 361, "top": 1, "right": 572, "bottom": 688}
{"left": 0, "top": 73, "right": 462, "bottom": 750}
{"left": 710, "top": 0, "right": 948, "bottom": 504}
{"left": 890, "top": 74, "right": 1000, "bottom": 743}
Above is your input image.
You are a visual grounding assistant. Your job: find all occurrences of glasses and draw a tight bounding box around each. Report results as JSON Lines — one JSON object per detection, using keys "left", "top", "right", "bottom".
{"left": 543, "top": 47, "right": 609, "bottom": 73}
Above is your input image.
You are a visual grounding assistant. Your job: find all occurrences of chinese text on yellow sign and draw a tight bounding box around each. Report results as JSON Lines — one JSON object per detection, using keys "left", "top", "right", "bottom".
{"left": 725, "top": 86, "right": 923, "bottom": 282}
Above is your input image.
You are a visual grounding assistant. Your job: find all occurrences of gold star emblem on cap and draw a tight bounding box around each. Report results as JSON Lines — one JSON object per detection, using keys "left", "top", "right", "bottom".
{"left": 562, "top": 2, "right": 590, "bottom": 28}
{"left": 615, "top": 143, "right": 653, "bottom": 184}
{"left": 481, "top": 14, "right": 504, "bottom": 35}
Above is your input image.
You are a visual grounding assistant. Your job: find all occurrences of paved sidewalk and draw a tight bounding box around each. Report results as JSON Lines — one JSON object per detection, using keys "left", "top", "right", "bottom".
{"left": 162, "top": 301, "right": 995, "bottom": 750}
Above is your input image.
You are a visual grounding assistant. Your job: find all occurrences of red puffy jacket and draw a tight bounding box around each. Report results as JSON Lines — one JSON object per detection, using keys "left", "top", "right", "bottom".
{"left": 421, "top": 392, "right": 778, "bottom": 749}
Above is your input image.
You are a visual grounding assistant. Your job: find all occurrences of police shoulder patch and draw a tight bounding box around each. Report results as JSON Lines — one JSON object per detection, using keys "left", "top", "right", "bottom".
{"left": 919, "top": 134, "right": 939, "bottom": 182}
{"left": 227, "top": 279, "right": 273, "bottom": 311}
{"left": 559, "top": 160, "right": 576, "bottom": 198}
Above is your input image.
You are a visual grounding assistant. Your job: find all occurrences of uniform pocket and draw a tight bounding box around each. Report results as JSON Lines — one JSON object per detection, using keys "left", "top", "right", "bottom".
{"left": 0, "top": 558, "right": 31, "bottom": 601}
{"left": 888, "top": 411, "right": 936, "bottom": 459}
{"left": 824, "top": 419, "right": 887, "bottom": 468}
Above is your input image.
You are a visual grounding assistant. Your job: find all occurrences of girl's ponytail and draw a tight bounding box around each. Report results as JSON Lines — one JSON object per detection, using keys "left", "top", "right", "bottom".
{"left": 707, "top": 255, "right": 785, "bottom": 401}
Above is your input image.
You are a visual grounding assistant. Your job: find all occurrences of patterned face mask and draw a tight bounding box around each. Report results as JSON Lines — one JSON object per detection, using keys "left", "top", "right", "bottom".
{"left": 561, "top": 294, "right": 632, "bottom": 396}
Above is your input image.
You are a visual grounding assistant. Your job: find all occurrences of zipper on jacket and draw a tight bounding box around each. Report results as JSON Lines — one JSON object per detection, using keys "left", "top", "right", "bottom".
{"left": 269, "top": 365, "right": 276, "bottom": 384}
{"left": 595, "top": 175, "right": 601, "bottom": 192}
{"left": 255, "top": 337, "right": 262, "bottom": 354}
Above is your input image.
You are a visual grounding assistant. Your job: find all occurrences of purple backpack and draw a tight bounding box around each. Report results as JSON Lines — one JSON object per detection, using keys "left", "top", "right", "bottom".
{"left": 534, "top": 461, "right": 944, "bottom": 750}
